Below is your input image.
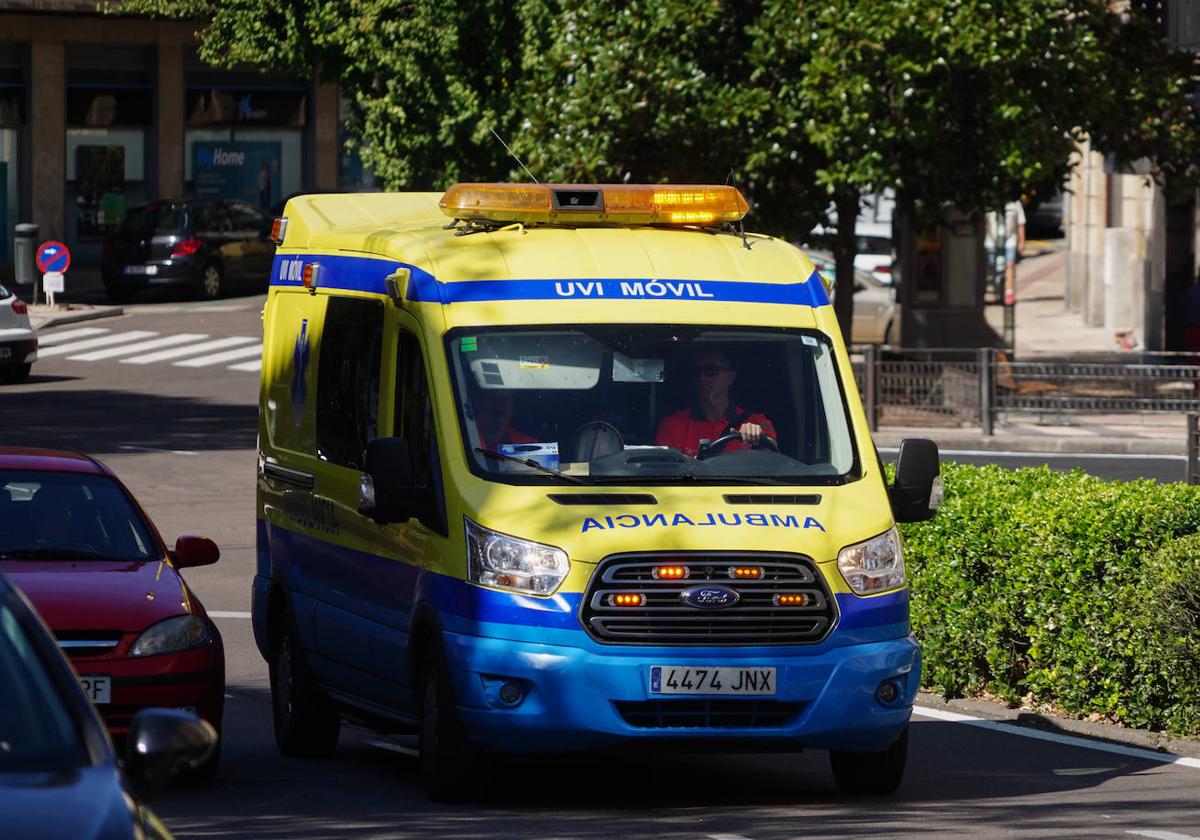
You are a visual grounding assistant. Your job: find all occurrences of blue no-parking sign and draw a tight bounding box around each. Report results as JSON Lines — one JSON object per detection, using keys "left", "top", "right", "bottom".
{"left": 36, "top": 241, "right": 71, "bottom": 274}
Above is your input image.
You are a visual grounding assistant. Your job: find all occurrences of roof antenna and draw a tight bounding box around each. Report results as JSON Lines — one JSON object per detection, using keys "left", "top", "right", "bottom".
{"left": 725, "top": 168, "right": 752, "bottom": 250}
{"left": 490, "top": 128, "right": 539, "bottom": 184}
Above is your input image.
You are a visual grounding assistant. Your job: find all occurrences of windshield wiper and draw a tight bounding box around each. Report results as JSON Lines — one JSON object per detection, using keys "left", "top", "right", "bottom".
{"left": 0, "top": 548, "right": 129, "bottom": 562}
{"left": 474, "top": 448, "right": 587, "bottom": 485}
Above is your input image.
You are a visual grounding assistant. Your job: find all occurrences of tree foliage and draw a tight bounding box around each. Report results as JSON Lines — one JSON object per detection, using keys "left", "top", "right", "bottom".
{"left": 117, "top": 0, "right": 1200, "bottom": 336}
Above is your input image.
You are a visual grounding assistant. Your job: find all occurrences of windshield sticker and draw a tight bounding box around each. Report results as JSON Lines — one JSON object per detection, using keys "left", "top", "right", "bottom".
{"left": 802, "top": 335, "right": 818, "bottom": 347}
{"left": 519, "top": 355, "right": 551, "bottom": 369}
{"left": 580, "top": 512, "right": 825, "bottom": 533}
{"left": 461, "top": 336, "right": 478, "bottom": 352}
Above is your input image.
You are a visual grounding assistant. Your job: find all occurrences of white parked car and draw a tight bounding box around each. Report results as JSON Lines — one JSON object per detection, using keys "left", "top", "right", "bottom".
{"left": 0, "top": 284, "right": 36, "bottom": 384}
{"left": 808, "top": 253, "right": 899, "bottom": 346}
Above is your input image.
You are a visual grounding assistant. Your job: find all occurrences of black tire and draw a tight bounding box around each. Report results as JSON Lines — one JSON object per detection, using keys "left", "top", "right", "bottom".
{"left": 418, "top": 647, "right": 479, "bottom": 802}
{"left": 198, "top": 263, "right": 223, "bottom": 300}
{"left": 0, "top": 364, "right": 31, "bottom": 385}
{"left": 269, "top": 617, "right": 340, "bottom": 758}
{"left": 830, "top": 726, "right": 908, "bottom": 795}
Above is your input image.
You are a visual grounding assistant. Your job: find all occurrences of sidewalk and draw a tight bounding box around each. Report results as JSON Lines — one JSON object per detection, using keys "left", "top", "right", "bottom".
{"left": 879, "top": 241, "right": 1192, "bottom": 456}
{"left": 15, "top": 268, "right": 124, "bottom": 330}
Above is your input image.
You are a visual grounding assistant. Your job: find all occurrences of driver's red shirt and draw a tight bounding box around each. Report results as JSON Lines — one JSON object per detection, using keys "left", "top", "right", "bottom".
{"left": 654, "top": 406, "right": 775, "bottom": 458}
{"left": 476, "top": 422, "right": 536, "bottom": 452}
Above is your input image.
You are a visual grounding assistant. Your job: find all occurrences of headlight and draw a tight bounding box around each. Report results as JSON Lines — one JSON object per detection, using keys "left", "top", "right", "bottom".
{"left": 466, "top": 518, "right": 569, "bottom": 596}
{"left": 128, "top": 615, "right": 211, "bottom": 658}
{"left": 837, "top": 527, "right": 906, "bottom": 595}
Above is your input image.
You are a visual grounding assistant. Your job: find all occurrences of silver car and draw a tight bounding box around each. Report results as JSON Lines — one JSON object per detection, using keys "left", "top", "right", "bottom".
{"left": 0, "top": 284, "right": 36, "bottom": 383}
{"left": 808, "top": 253, "right": 899, "bottom": 345}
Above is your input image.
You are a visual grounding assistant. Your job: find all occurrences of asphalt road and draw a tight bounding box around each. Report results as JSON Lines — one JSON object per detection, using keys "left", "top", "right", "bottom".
{"left": 3, "top": 296, "right": 1199, "bottom": 839}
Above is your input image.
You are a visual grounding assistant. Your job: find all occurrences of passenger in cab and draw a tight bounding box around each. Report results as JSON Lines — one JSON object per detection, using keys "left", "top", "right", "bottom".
{"left": 473, "top": 388, "right": 535, "bottom": 451}
{"left": 655, "top": 349, "right": 775, "bottom": 458}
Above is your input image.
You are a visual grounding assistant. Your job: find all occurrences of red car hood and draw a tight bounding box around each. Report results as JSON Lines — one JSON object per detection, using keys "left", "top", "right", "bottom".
{"left": 0, "top": 558, "right": 196, "bottom": 632}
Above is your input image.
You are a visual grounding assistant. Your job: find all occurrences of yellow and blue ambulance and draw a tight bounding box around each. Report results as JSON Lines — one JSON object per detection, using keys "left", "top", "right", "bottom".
{"left": 252, "top": 183, "right": 941, "bottom": 799}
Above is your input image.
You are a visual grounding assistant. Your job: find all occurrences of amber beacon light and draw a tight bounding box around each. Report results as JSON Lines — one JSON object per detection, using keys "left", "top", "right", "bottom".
{"left": 439, "top": 183, "right": 750, "bottom": 226}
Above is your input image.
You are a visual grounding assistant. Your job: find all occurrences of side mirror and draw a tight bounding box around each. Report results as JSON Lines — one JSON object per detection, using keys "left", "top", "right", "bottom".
{"left": 124, "top": 708, "right": 217, "bottom": 799}
{"left": 172, "top": 536, "right": 220, "bottom": 568}
{"left": 359, "top": 437, "right": 415, "bottom": 524}
{"left": 890, "top": 438, "right": 942, "bottom": 523}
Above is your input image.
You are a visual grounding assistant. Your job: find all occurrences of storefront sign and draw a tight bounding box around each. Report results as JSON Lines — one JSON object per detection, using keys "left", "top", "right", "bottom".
{"left": 186, "top": 88, "right": 307, "bottom": 127}
{"left": 193, "top": 141, "right": 282, "bottom": 212}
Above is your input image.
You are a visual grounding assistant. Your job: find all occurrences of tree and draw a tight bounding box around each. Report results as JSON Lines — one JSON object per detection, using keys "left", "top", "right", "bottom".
{"left": 742, "top": 0, "right": 1200, "bottom": 336}
{"left": 120, "top": 0, "right": 1200, "bottom": 338}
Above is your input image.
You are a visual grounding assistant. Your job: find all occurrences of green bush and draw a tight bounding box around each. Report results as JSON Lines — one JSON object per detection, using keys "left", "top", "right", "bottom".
{"left": 900, "top": 462, "right": 1200, "bottom": 736}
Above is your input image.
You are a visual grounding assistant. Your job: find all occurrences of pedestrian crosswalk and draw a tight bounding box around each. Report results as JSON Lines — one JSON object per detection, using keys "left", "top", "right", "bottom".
{"left": 36, "top": 327, "right": 262, "bottom": 373}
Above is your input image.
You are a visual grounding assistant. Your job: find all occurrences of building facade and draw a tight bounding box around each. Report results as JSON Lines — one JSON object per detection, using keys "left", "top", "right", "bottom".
{"left": 0, "top": 0, "right": 340, "bottom": 278}
{"left": 1063, "top": 0, "right": 1200, "bottom": 351}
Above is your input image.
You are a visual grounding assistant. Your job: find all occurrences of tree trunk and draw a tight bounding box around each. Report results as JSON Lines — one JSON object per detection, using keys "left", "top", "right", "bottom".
{"left": 832, "top": 191, "right": 861, "bottom": 342}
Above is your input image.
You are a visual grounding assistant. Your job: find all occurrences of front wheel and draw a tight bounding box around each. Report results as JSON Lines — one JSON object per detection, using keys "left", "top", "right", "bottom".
{"left": 829, "top": 726, "right": 908, "bottom": 795}
{"left": 269, "top": 620, "right": 340, "bottom": 758}
{"left": 418, "top": 649, "right": 479, "bottom": 802}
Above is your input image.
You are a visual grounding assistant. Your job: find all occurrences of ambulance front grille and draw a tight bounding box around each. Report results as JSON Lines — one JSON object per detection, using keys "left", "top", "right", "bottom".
{"left": 615, "top": 699, "right": 805, "bottom": 729}
{"left": 580, "top": 552, "right": 836, "bottom": 645}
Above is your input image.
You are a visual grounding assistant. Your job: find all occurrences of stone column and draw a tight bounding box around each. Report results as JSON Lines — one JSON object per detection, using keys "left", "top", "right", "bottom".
{"left": 313, "top": 81, "right": 339, "bottom": 190}
{"left": 30, "top": 39, "right": 65, "bottom": 242}
{"left": 157, "top": 38, "right": 185, "bottom": 200}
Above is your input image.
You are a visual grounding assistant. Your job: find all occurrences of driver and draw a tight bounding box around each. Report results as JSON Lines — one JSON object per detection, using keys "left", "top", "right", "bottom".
{"left": 473, "top": 388, "right": 536, "bottom": 451}
{"left": 654, "top": 349, "right": 775, "bottom": 458}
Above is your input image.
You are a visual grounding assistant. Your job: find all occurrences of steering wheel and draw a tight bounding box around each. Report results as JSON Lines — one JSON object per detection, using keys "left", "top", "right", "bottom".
{"left": 572, "top": 419, "right": 626, "bottom": 461}
{"left": 700, "top": 430, "right": 780, "bottom": 458}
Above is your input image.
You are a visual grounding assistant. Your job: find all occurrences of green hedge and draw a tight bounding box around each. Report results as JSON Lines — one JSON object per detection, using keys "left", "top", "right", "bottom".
{"left": 900, "top": 463, "right": 1200, "bottom": 736}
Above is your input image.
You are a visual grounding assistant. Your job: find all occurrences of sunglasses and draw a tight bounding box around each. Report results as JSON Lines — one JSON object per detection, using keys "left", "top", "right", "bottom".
{"left": 692, "top": 364, "right": 732, "bottom": 377}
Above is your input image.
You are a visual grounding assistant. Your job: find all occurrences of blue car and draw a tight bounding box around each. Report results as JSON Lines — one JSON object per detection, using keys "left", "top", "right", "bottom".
{"left": 0, "top": 574, "right": 216, "bottom": 839}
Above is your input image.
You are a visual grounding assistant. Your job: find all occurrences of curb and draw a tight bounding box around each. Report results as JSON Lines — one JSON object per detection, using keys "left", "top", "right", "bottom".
{"left": 872, "top": 429, "right": 1185, "bottom": 457}
{"left": 30, "top": 305, "right": 124, "bottom": 331}
{"left": 917, "top": 691, "right": 1200, "bottom": 760}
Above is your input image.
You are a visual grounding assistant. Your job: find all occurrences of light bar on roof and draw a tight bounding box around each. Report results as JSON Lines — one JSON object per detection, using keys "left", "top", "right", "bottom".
{"left": 439, "top": 183, "right": 750, "bottom": 226}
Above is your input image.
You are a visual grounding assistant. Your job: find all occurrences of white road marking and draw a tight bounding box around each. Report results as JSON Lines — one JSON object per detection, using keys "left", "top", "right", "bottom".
{"left": 708, "top": 835, "right": 754, "bottom": 840}
{"left": 878, "top": 447, "right": 1186, "bottom": 462}
{"left": 228, "top": 358, "right": 262, "bottom": 372}
{"left": 173, "top": 344, "right": 262, "bottom": 368}
{"left": 121, "top": 335, "right": 257, "bottom": 364}
{"left": 208, "top": 611, "right": 252, "bottom": 619}
{"left": 913, "top": 706, "right": 1200, "bottom": 770}
{"left": 38, "top": 330, "right": 157, "bottom": 357}
{"left": 1126, "top": 831, "right": 1200, "bottom": 840}
{"left": 117, "top": 445, "right": 198, "bottom": 455}
{"left": 34, "top": 327, "right": 109, "bottom": 345}
{"left": 69, "top": 333, "right": 209, "bottom": 361}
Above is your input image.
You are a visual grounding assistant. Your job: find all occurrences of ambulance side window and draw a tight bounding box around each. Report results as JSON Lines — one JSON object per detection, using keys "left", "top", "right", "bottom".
{"left": 315, "top": 297, "right": 384, "bottom": 470}
{"left": 394, "top": 332, "right": 432, "bottom": 489}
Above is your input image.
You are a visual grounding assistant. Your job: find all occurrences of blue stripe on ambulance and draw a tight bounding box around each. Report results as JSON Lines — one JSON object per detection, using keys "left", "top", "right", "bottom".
{"left": 269, "top": 253, "right": 831, "bottom": 308}
{"left": 255, "top": 518, "right": 909, "bottom": 660}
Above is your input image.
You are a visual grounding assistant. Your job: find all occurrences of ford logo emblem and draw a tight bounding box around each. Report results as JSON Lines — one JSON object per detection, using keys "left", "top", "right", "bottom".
{"left": 681, "top": 586, "right": 740, "bottom": 610}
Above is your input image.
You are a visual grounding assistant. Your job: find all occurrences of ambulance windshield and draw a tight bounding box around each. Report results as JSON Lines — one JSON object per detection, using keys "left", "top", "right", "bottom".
{"left": 447, "top": 326, "right": 858, "bottom": 485}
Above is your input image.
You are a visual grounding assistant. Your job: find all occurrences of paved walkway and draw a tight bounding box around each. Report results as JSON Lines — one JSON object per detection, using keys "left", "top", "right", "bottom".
{"left": 902, "top": 241, "right": 1192, "bottom": 455}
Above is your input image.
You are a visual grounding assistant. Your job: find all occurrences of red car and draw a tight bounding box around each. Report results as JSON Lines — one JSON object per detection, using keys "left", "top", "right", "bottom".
{"left": 0, "top": 448, "right": 225, "bottom": 779}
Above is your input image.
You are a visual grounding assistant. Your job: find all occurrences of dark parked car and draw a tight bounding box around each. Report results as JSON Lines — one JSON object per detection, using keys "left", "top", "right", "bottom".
{"left": 101, "top": 199, "right": 276, "bottom": 303}
{"left": 0, "top": 573, "right": 217, "bottom": 839}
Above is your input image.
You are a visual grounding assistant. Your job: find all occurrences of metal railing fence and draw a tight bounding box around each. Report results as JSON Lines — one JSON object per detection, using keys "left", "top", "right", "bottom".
{"left": 853, "top": 348, "right": 1200, "bottom": 436}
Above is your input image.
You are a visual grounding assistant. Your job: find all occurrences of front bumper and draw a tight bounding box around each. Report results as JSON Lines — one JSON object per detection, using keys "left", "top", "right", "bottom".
{"left": 72, "top": 639, "right": 225, "bottom": 737}
{"left": 443, "top": 629, "right": 919, "bottom": 754}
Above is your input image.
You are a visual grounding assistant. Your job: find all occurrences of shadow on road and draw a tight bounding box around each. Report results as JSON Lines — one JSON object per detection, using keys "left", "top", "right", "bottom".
{"left": 0, "top": 388, "right": 255, "bottom": 453}
{"left": 154, "top": 689, "right": 1194, "bottom": 839}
